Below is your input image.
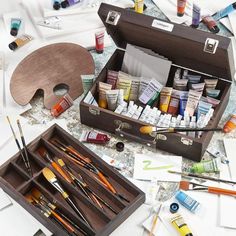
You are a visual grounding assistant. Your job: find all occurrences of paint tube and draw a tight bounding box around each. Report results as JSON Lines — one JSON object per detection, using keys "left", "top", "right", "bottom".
{"left": 173, "top": 79, "right": 188, "bottom": 91}
{"left": 98, "top": 82, "right": 112, "bottom": 109}
{"left": 117, "top": 72, "right": 132, "bottom": 101}
{"left": 106, "top": 70, "right": 118, "bottom": 89}
{"left": 167, "top": 89, "right": 180, "bottom": 115}
{"left": 178, "top": 120, "right": 186, "bottom": 135}
{"left": 51, "top": 94, "right": 73, "bottom": 117}
{"left": 171, "top": 214, "right": 193, "bottom": 236}
{"left": 214, "top": 2, "right": 236, "bottom": 21}
{"left": 135, "top": 0, "right": 144, "bottom": 13}
{"left": 184, "top": 111, "right": 190, "bottom": 127}
{"left": 154, "top": 110, "right": 162, "bottom": 125}
{"left": 81, "top": 75, "right": 94, "bottom": 95}
{"left": 182, "top": 69, "right": 188, "bottom": 80}
{"left": 157, "top": 114, "right": 165, "bottom": 127}
{"left": 162, "top": 114, "right": 172, "bottom": 128}
{"left": 132, "top": 106, "right": 143, "bottom": 120}
{"left": 139, "top": 105, "right": 151, "bottom": 122}
{"left": 80, "top": 131, "right": 110, "bottom": 144}
{"left": 206, "top": 89, "right": 220, "bottom": 98}
{"left": 191, "top": 159, "right": 219, "bottom": 173}
{"left": 139, "top": 79, "right": 163, "bottom": 104}
{"left": 129, "top": 76, "right": 140, "bottom": 101}
{"left": 179, "top": 91, "right": 188, "bottom": 116}
{"left": 117, "top": 89, "right": 124, "bottom": 106}
{"left": 176, "top": 115, "right": 182, "bottom": 127}
{"left": 188, "top": 116, "right": 197, "bottom": 138}
{"left": 204, "top": 78, "right": 218, "bottom": 89}
{"left": 190, "top": 82, "right": 205, "bottom": 92}
{"left": 223, "top": 114, "right": 236, "bottom": 133}
{"left": 106, "top": 89, "right": 119, "bottom": 111}
{"left": 83, "top": 91, "right": 98, "bottom": 106}
{"left": 138, "top": 77, "right": 152, "bottom": 96}
{"left": 177, "top": 0, "right": 187, "bottom": 17}
{"left": 169, "top": 117, "right": 176, "bottom": 128}
{"left": 185, "top": 90, "right": 202, "bottom": 116}
{"left": 61, "top": 0, "right": 80, "bottom": 8}
{"left": 191, "top": 3, "right": 201, "bottom": 28}
{"left": 10, "top": 18, "right": 22, "bottom": 36}
{"left": 95, "top": 31, "right": 105, "bottom": 54}
{"left": 203, "top": 108, "right": 214, "bottom": 127}
{"left": 114, "top": 101, "right": 127, "bottom": 114}
{"left": 146, "top": 107, "right": 158, "bottom": 125}
{"left": 37, "top": 16, "right": 62, "bottom": 30}
{"left": 159, "top": 87, "right": 173, "bottom": 112}
{"left": 187, "top": 74, "right": 201, "bottom": 89}
{"left": 125, "top": 104, "right": 138, "bottom": 117}
{"left": 206, "top": 96, "right": 220, "bottom": 108}
{"left": 174, "top": 68, "right": 181, "bottom": 80}
{"left": 9, "top": 34, "right": 33, "bottom": 51}
{"left": 202, "top": 15, "right": 220, "bottom": 33}
{"left": 197, "top": 101, "right": 212, "bottom": 119}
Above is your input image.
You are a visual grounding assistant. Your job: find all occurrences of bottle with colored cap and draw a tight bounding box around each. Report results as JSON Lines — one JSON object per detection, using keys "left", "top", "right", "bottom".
{"left": 171, "top": 214, "right": 193, "bottom": 236}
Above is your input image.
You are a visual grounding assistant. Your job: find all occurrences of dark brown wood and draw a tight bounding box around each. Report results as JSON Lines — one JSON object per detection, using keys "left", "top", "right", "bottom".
{"left": 10, "top": 43, "right": 95, "bottom": 109}
{"left": 0, "top": 124, "right": 145, "bottom": 236}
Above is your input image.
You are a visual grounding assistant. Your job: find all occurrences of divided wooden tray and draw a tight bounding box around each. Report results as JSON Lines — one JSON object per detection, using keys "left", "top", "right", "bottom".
{"left": 0, "top": 124, "right": 145, "bottom": 236}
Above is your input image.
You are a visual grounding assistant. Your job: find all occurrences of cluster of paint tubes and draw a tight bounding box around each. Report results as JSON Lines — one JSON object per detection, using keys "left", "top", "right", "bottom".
{"left": 94, "top": 67, "right": 221, "bottom": 138}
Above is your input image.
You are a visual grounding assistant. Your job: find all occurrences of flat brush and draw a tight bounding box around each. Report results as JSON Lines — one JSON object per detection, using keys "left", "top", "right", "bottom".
{"left": 140, "top": 125, "right": 222, "bottom": 134}
{"left": 169, "top": 170, "right": 236, "bottom": 185}
{"left": 42, "top": 167, "right": 92, "bottom": 228}
{"left": 6, "top": 116, "right": 32, "bottom": 177}
{"left": 180, "top": 180, "right": 236, "bottom": 197}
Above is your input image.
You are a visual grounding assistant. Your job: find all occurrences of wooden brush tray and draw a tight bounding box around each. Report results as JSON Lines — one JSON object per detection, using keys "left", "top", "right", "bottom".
{"left": 0, "top": 124, "right": 145, "bottom": 236}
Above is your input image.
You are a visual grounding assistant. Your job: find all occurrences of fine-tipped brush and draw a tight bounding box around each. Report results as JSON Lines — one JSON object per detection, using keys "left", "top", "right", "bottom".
{"left": 6, "top": 116, "right": 32, "bottom": 176}
{"left": 168, "top": 170, "right": 236, "bottom": 185}
{"left": 31, "top": 188, "right": 87, "bottom": 235}
{"left": 42, "top": 167, "right": 92, "bottom": 228}
{"left": 140, "top": 126, "right": 222, "bottom": 135}
{"left": 180, "top": 180, "right": 236, "bottom": 197}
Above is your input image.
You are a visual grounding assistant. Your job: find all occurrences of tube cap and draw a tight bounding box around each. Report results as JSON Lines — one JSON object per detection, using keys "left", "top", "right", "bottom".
{"left": 116, "top": 142, "right": 124, "bottom": 152}
{"left": 210, "top": 26, "right": 220, "bottom": 34}
{"left": 8, "top": 42, "right": 18, "bottom": 51}
{"left": 61, "top": 0, "right": 69, "bottom": 8}
{"left": 10, "top": 28, "right": 18, "bottom": 36}
{"left": 53, "top": 2, "right": 61, "bottom": 10}
{"left": 170, "top": 202, "right": 179, "bottom": 213}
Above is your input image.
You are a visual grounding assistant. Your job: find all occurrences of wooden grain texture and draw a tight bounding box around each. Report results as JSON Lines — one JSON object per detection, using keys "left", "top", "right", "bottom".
{"left": 10, "top": 43, "right": 95, "bottom": 109}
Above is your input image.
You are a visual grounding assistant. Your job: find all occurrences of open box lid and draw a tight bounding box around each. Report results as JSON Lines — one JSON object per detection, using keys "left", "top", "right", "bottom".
{"left": 98, "top": 3, "right": 235, "bottom": 82}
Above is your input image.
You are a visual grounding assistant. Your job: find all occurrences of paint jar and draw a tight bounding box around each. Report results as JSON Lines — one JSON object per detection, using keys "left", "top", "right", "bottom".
{"left": 51, "top": 94, "right": 73, "bottom": 117}
{"left": 177, "top": 0, "right": 187, "bottom": 17}
{"left": 202, "top": 16, "right": 220, "bottom": 33}
{"left": 95, "top": 31, "right": 105, "bottom": 54}
{"left": 135, "top": 0, "right": 144, "bottom": 14}
{"left": 171, "top": 214, "right": 193, "bottom": 236}
{"left": 8, "top": 34, "right": 33, "bottom": 51}
{"left": 190, "top": 159, "right": 219, "bottom": 173}
{"left": 10, "top": 18, "right": 22, "bottom": 36}
{"left": 61, "top": 0, "right": 80, "bottom": 8}
{"left": 191, "top": 3, "right": 201, "bottom": 28}
{"left": 223, "top": 114, "right": 236, "bottom": 133}
{"left": 175, "top": 190, "right": 200, "bottom": 213}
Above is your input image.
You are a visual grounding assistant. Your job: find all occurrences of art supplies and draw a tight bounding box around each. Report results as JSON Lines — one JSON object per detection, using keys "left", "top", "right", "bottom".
{"left": 223, "top": 114, "right": 236, "bottom": 133}
{"left": 171, "top": 214, "right": 193, "bottom": 236}
{"left": 8, "top": 34, "right": 33, "bottom": 51}
{"left": 51, "top": 94, "right": 73, "bottom": 117}
{"left": 191, "top": 3, "right": 201, "bottom": 28}
{"left": 95, "top": 31, "right": 105, "bottom": 53}
{"left": 10, "top": 18, "right": 22, "bottom": 36}
{"left": 190, "top": 159, "right": 219, "bottom": 173}
{"left": 202, "top": 16, "right": 220, "bottom": 33}
{"left": 177, "top": 0, "right": 187, "bottom": 17}
{"left": 80, "top": 130, "right": 110, "bottom": 144}
{"left": 148, "top": 205, "right": 162, "bottom": 236}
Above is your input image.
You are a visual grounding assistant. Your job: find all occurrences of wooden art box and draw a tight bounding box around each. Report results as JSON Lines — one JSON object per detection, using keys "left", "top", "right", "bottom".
{"left": 80, "top": 3, "right": 235, "bottom": 162}
{"left": 0, "top": 124, "right": 145, "bottom": 236}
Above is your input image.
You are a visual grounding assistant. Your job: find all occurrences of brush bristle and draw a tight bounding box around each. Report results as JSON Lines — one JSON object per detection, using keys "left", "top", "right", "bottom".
{"left": 25, "top": 194, "right": 34, "bottom": 203}
{"left": 58, "top": 159, "right": 65, "bottom": 167}
{"left": 139, "top": 126, "right": 155, "bottom": 134}
{"left": 43, "top": 167, "right": 56, "bottom": 181}
{"left": 179, "top": 181, "right": 190, "bottom": 191}
{"left": 31, "top": 188, "right": 41, "bottom": 199}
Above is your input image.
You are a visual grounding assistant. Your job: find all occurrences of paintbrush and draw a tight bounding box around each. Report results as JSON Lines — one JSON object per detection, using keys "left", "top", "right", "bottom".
{"left": 31, "top": 188, "right": 87, "bottom": 235}
{"left": 169, "top": 170, "right": 236, "bottom": 185}
{"left": 148, "top": 204, "right": 162, "bottom": 236}
{"left": 6, "top": 116, "right": 32, "bottom": 176}
{"left": 42, "top": 167, "right": 92, "bottom": 228}
{"left": 140, "top": 125, "right": 222, "bottom": 134}
{"left": 180, "top": 180, "right": 236, "bottom": 197}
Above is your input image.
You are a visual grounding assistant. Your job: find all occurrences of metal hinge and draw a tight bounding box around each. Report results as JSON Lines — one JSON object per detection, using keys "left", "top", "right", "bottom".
{"left": 204, "top": 38, "right": 219, "bottom": 54}
{"left": 181, "top": 137, "right": 193, "bottom": 146}
{"left": 106, "top": 10, "right": 121, "bottom": 25}
{"left": 89, "top": 107, "right": 100, "bottom": 115}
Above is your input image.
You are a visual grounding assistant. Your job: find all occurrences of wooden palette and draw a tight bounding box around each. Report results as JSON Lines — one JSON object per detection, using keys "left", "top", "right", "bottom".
{"left": 10, "top": 43, "right": 95, "bottom": 109}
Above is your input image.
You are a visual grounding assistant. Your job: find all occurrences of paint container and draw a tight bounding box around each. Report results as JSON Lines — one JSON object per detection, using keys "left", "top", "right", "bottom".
{"left": 125, "top": 104, "right": 138, "bottom": 117}
{"left": 157, "top": 114, "right": 165, "bottom": 127}
{"left": 179, "top": 91, "right": 189, "bottom": 116}
{"left": 154, "top": 110, "right": 162, "bottom": 125}
{"left": 129, "top": 77, "right": 140, "bottom": 101}
{"left": 171, "top": 214, "right": 193, "bottom": 236}
{"left": 177, "top": 0, "right": 187, "bottom": 16}
{"left": 51, "top": 94, "right": 73, "bottom": 117}
{"left": 202, "top": 15, "right": 220, "bottom": 33}
{"left": 185, "top": 90, "right": 202, "bottom": 116}
{"left": 139, "top": 105, "right": 151, "bottom": 122}
{"left": 9, "top": 34, "right": 33, "bottom": 51}
{"left": 81, "top": 75, "right": 94, "bottom": 95}
{"left": 191, "top": 159, "right": 219, "bottom": 173}
{"left": 191, "top": 3, "right": 201, "bottom": 28}
{"left": 170, "top": 117, "right": 177, "bottom": 128}
{"left": 139, "top": 77, "right": 152, "bottom": 96}
{"left": 117, "top": 89, "right": 124, "bottom": 106}
{"left": 173, "top": 79, "right": 188, "bottom": 91}
{"left": 114, "top": 101, "right": 127, "bottom": 114}
{"left": 197, "top": 101, "right": 212, "bottom": 119}
{"left": 139, "top": 79, "right": 163, "bottom": 104}
{"left": 117, "top": 72, "right": 132, "bottom": 101}
{"left": 132, "top": 106, "right": 143, "bottom": 120}
{"left": 95, "top": 31, "right": 105, "bottom": 54}
{"left": 159, "top": 87, "right": 173, "bottom": 112}
{"left": 168, "top": 90, "right": 180, "bottom": 115}
{"left": 204, "top": 78, "right": 218, "bottom": 90}
{"left": 162, "top": 114, "right": 172, "bottom": 128}
{"left": 176, "top": 115, "right": 182, "bottom": 127}
{"left": 170, "top": 203, "right": 179, "bottom": 214}
{"left": 107, "top": 70, "right": 118, "bottom": 89}
{"left": 184, "top": 111, "right": 190, "bottom": 128}
{"left": 175, "top": 190, "right": 200, "bottom": 213}
{"left": 134, "top": 0, "right": 144, "bottom": 14}
{"left": 80, "top": 131, "right": 110, "bottom": 144}
{"left": 53, "top": 0, "right": 61, "bottom": 10}
{"left": 116, "top": 142, "right": 124, "bottom": 152}
{"left": 98, "top": 82, "right": 112, "bottom": 109}
{"left": 147, "top": 107, "right": 158, "bottom": 124}
{"left": 214, "top": 2, "right": 236, "bottom": 21}
{"left": 10, "top": 18, "right": 22, "bottom": 36}
{"left": 83, "top": 91, "right": 98, "bottom": 106}
{"left": 61, "top": 0, "right": 80, "bottom": 8}
{"left": 37, "top": 16, "right": 62, "bottom": 30}
{"left": 206, "top": 96, "right": 220, "bottom": 108}
{"left": 223, "top": 114, "right": 236, "bottom": 133}
{"left": 206, "top": 89, "right": 220, "bottom": 98}
{"left": 106, "top": 90, "right": 119, "bottom": 111}
{"left": 190, "top": 82, "right": 205, "bottom": 92}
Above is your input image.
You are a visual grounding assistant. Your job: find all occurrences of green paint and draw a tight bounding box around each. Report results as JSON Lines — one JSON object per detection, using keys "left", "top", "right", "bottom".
{"left": 143, "top": 160, "right": 174, "bottom": 171}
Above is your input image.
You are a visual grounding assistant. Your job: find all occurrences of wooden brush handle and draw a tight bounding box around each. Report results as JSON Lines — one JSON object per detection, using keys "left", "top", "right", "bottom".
{"left": 52, "top": 162, "right": 73, "bottom": 183}
{"left": 68, "top": 146, "right": 91, "bottom": 163}
{"left": 208, "top": 187, "right": 236, "bottom": 196}
{"left": 98, "top": 171, "right": 116, "bottom": 194}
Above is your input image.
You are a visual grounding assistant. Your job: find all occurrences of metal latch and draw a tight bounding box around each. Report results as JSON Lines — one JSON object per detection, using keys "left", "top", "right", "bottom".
{"left": 181, "top": 137, "right": 193, "bottom": 146}
{"left": 204, "top": 38, "right": 219, "bottom": 54}
{"left": 106, "top": 11, "right": 121, "bottom": 25}
{"left": 89, "top": 107, "right": 100, "bottom": 115}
